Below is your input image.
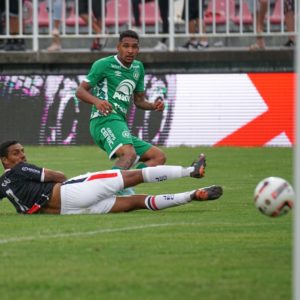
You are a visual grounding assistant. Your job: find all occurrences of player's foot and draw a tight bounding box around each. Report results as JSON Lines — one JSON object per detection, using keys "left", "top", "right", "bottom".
{"left": 192, "top": 185, "right": 223, "bottom": 201}
{"left": 117, "top": 187, "right": 136, "bottom": 196}
{"left": 190, "top": 153, "right": 206, "bottom": 178}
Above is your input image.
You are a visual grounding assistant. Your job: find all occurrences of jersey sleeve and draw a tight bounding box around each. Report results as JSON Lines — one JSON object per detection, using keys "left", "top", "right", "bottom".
{"left": 135, "top": 62, "right": 145, "bottom": 92}
{"left": 84, "top": 59, "right": 108, "bottom": 87}
{"left": 13, "top": 163, "right": 44, "bottom": 182}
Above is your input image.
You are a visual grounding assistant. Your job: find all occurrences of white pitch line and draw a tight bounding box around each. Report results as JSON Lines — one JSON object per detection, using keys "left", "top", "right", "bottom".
{"left": 0, "top": 222, "right": 199, "bottom": 245}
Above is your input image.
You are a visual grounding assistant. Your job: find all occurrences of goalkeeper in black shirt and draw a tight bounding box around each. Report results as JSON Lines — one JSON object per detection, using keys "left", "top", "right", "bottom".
{"left": 0, "top": 141, "right": 222, "bottom": 215}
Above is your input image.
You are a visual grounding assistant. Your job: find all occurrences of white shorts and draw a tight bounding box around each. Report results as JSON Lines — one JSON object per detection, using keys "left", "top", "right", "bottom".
{"left": 60, "top": 170, "right": 124, "bottom": 215}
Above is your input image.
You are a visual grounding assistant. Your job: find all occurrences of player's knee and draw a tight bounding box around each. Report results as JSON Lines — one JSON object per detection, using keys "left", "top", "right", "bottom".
{"left": 117, "top": 148, "right": 138, "bottom": 169}
{"left": 156, "top": 151, "right": 166, "bottom": 165}
{"left": 124, "top": 151, "right": 138, "bottom": 165}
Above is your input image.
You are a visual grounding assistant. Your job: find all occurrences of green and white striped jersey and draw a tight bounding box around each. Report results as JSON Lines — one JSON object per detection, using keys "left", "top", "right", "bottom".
{"left": 84, "top": 55, "right": 145, "bottom": 120}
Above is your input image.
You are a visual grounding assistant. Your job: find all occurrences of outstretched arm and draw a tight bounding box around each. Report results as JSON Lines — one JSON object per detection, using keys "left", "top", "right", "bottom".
{"left": 134, "top": 92, "right": 164, "bottom": 111}
{"left": 44, "top": 169, "right": 67, "bottom": 183}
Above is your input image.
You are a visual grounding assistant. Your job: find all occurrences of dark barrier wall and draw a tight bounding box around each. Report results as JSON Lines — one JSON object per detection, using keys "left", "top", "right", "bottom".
{"left": 0, "top": 74, "right": 174, "bottom": 145}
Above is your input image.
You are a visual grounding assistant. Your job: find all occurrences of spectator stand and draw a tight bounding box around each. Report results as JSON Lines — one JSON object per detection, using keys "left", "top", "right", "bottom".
{"left": 0, "top": 0, "right": 296, "bottom": 51}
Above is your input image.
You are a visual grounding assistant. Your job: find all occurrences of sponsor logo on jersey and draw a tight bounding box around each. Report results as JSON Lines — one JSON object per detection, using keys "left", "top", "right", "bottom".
{"left": 115, "top": 71, "right": 122, "bottom": 77}
{"left": 100, "top": 127, "right": 116, "bottom": 149}
{"left": 113, "top": 103, "right": 127, "bottom": 114}
{"left": 110, "top": 64, "right": 121, "bottom": 70}
{"left": 22, "top": 166, "right": 40, "bottom": 174}
{"left": 113, "top": 79, "right": 136, "bottom": 102}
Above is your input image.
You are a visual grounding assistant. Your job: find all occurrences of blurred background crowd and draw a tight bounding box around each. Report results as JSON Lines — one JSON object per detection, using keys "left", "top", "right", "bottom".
{"left": 0, "top": 0, "right": 296, "bottom": 52}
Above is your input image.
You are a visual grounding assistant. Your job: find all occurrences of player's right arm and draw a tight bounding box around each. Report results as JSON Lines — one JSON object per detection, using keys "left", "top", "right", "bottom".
{"left": 76, "top": 59, "right": 112, "bottom": 115}
{"left": 76, "top": 81, "right": 112, "bottom": 116}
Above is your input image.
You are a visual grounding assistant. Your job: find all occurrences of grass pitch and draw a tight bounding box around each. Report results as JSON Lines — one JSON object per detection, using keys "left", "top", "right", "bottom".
{"left": 0, "top": 146, "right": 293, "bottom": 300}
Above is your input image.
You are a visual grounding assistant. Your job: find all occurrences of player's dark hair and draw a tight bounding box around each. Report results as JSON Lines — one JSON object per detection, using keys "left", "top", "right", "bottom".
{"left": 119, "top": 30, "right": 139, "bottom": 42}
{"left": 0, "top": 141, "right": 19, "bottom": 157}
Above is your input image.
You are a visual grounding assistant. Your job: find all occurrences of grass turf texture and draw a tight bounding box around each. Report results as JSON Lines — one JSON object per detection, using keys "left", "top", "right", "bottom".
{"left": 0, "top": 146, "right": 293, "bottom": 300}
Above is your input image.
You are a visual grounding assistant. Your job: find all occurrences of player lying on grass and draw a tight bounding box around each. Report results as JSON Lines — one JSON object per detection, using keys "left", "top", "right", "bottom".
{"left": 0, "top": 141, "right": 223, "bottom": 215}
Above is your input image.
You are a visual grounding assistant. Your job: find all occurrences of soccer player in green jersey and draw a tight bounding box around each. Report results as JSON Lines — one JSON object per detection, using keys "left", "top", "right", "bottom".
{"left": 76, "top": 30, "right": 166, "bottom": 195}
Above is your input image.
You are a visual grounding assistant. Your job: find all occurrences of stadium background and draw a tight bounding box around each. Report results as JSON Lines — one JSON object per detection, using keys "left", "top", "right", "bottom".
{"left": 0, "top": 7, "right": 296, "bottom": 299}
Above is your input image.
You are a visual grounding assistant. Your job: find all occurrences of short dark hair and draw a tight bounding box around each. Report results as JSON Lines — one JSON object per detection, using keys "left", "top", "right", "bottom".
{"left": 119, "top": 30, "right": 139, "bottom": 42}
{"left": 0, "top": 141, "right": 19, "bottom": 157}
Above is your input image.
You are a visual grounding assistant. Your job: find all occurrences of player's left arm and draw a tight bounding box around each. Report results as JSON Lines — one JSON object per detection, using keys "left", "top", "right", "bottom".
{"left": 133, "top": 62, "right": 164, "bottom": 111}
{"left": 133, "top": 92, "right": 164, "bottom": 111}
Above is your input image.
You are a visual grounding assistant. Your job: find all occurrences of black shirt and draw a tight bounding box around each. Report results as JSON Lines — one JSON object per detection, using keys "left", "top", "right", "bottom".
{"left": 0, "top": 162, "right": 55, "bottom": 213}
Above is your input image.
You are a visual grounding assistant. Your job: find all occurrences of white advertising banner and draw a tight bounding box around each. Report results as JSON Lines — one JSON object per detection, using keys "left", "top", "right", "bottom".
{"left": 166, "top": 73, "right": 294, "bottom": 147}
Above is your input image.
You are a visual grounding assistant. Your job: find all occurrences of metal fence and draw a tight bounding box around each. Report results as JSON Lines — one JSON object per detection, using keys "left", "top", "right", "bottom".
{"left": 0, "top": 0, "right": 297, "bottom": 51}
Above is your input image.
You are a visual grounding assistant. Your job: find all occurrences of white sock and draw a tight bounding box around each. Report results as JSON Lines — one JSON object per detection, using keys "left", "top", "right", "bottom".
{"left": 144, "top": 191, "right": 193, "bottom": 210}
{"left": 142, "top": 166, "right": 194, "bottom": 183}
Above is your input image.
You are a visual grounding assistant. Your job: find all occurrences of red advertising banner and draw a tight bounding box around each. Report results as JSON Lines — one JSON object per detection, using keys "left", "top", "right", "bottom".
{"left": 216, "top": 73, "right": 295, "bottom": 146}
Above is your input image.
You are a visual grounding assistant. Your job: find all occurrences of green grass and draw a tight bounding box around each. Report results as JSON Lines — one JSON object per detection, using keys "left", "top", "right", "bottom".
{"left": 0, "top": 146, "right": 293, "bottom": 300}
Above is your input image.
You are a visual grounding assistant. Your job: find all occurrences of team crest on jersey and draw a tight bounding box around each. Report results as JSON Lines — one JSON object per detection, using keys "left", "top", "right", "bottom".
{"left": 122, "top": 130, "right": 131, "bottom": 138}
{"left": 113, "top": 79, "right": 136, "bottom": 102}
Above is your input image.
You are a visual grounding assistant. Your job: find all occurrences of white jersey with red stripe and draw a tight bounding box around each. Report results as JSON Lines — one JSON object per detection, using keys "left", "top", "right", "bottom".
{"left": 60, "top": 169, "right": 124, "bottom": 215}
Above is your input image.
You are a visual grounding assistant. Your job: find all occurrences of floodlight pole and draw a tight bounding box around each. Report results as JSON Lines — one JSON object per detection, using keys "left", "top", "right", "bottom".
{"left": 294, "top": 1, "right": 300, "bottom": 299}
